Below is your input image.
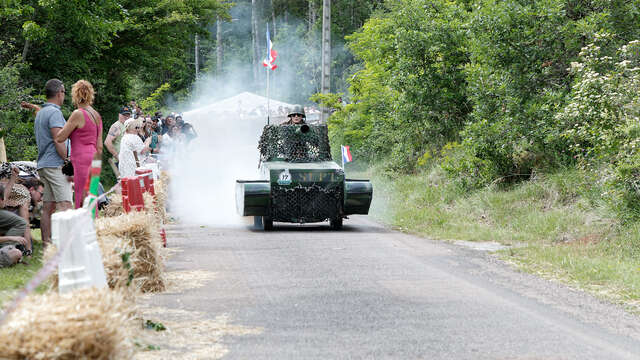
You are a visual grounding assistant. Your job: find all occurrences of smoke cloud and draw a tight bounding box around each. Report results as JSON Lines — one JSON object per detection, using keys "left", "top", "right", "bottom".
{"left": 166, "top": 7, "right": 350, "bottom": 226}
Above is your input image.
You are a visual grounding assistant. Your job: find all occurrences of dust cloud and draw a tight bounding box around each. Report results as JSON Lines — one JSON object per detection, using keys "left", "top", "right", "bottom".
{"left": 167, "top": 91, "right": 276, "bottom": 226}
{"left": 166, "top": 51, "right": 297, "bottom": 227}
{"left": 165, "top": 9, "right": 352, "bottom": 226}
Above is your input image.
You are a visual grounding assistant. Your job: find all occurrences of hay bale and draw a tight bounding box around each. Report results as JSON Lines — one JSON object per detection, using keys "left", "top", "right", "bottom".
{"left": 42, "top": 244, "right": 59, "bottom": 290}
{"left": 95, "top": 212, "right": 165, "bottom": 292}
{"left": 0, "top": 288, "right": 136, "bottom": 359}
{"left": 154, "top": 177, "right": 168, "bottom": 223}
{"left": 143, "top": 192, "right": 165, "bottom": 227}
{"left": 98, "top": 235, "right": 137, "bottom": 291}
{"left": 102, "top": 194, "right": 124, "bottom": 217}
{"left": 46, "top": 235, "right": 142, "bottom": 293}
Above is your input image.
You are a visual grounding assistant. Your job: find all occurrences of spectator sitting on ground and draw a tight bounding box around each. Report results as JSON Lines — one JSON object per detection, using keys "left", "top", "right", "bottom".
{"left": 0, "top": 166, "right": 29, "bottom": 268}
{"left": 3, "top": 181, "right": 33, "bottom": 253}
{"left": 19, "top": 177, "right": 44, "bottom": 229}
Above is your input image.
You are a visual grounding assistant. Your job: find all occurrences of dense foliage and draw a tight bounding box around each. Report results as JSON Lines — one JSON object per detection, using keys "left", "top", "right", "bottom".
{"left": 328, "top": 0, "right": 640, "bottom": 217}
{"left": 1, "top": 0, "right": 228, "bottom": 182}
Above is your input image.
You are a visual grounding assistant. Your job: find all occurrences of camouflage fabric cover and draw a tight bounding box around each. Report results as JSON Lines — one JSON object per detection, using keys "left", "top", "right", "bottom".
{"left": 258, "top": 125, "right": 332, "bottom": 163}
{"left": 0, "top": 162, "right": 38, "bottom": 179}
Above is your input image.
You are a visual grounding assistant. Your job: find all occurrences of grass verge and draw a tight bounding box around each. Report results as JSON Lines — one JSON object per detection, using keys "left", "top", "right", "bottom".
{"left": 358, "top": 164, "right": 640, "bottom": 310}
{"left": 0, "top": 229, "right": 47, "bottom": 307}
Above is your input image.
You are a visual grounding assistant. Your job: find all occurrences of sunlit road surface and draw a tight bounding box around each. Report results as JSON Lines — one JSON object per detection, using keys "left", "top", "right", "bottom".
{"left": 157, "top": 216, "right": 640, "bottom": 359}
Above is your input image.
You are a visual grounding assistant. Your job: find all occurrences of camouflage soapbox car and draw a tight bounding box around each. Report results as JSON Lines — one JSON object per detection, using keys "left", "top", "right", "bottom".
{"left": 236, "top": 124, "right": 373, "bottom": 230}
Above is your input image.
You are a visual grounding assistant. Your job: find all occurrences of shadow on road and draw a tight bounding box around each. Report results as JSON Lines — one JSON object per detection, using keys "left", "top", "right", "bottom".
{"left": 247, "top": 222, "right": 390, "bottom": 234}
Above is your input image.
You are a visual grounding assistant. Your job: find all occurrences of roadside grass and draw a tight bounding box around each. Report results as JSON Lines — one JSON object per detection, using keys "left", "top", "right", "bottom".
{"left": 357, "top": 164, "right": 640, "bottom": 309}
{"left": 0, "top": 229, "right": 47, "bottom": 307}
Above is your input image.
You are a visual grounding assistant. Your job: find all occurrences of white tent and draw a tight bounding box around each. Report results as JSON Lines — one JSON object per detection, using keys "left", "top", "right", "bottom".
{"left": 183, "top": 92, "right": 293, "bottom": 125}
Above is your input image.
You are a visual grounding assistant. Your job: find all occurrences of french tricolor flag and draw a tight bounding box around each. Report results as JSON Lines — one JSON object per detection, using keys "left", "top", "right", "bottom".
{"left": 341, "top": 145, "right": 353, "bottom": 164}
{"left": 263, "top": 25, "right": 278, "bottom": 70}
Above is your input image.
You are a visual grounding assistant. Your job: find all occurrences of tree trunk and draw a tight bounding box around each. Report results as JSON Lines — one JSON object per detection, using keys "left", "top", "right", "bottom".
{"left": 308, "top": 0, "right": 317, "bottom": 32}
{"left": 22, "top": 39, "right": 30, "bottom": 62}
{"left": 0, "top": 136, "right": 7, "bottom": 163}
{"left": 216, "top": 18, "right": 223, "bottom": 76}
{"left": 252, "top": 0, "right": 259, "bottom": 83}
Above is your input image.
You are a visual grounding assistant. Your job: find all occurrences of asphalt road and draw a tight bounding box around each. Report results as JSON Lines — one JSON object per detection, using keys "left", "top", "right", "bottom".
{"left": 148, "top": 216, "right": 640, "bottom": 359}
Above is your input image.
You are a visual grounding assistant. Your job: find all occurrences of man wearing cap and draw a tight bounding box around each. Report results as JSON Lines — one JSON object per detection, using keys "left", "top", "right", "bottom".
{"left": 104, "top": 106, "right": 132, "bottom": 164}
{"left": 34, "top": 79, "right": 73, "bottom": 246}
{"left": 0, "top": 165, "right": 29, "bottom": 268}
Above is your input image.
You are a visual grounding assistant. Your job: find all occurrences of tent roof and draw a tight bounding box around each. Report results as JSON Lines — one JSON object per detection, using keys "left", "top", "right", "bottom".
{"left": 183, "top": 92, "right": 294, "bottom": 119}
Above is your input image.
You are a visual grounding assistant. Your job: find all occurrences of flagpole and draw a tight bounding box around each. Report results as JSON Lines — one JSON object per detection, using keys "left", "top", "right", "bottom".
{"left": 267, "top": 67, "right": 270, "bottom": 125}
{"left": 341, "top": 145, "right": 345, "bottom": 170}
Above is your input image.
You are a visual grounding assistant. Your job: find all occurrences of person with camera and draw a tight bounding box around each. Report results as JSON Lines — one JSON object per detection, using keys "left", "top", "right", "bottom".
{"left": 0, "top": 165, "right": 29, "bottom": 268}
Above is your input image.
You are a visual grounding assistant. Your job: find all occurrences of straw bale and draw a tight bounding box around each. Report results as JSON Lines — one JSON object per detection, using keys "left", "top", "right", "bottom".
{"left": 95, "top": 212, "right": 165, "bottom": 292}
{"left": 154, "top": 177, "right": 168, "bottom": 223}
{"left": 98, "top": 235, "right": 137, "bottom": 291}
{"left": 0, "top": 288, "right": 136, "bottom": 360}
{"left": 103, "top": 195, "right": 124, "bottom": 217}
{"left": 143, "top": 192, "right": 164, "bottom": 227}
{"left": 43, "top": 244, "right": 59, "bottom": 290}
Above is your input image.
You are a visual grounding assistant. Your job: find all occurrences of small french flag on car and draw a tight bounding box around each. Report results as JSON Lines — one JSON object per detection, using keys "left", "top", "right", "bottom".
{"left": 341, "top": 145, "right": 353, "bottom": 165}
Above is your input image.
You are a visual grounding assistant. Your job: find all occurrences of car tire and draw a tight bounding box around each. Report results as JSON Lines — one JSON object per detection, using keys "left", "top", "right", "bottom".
{"left": 263, "top": 216, "right": 273, "bottom": 231}
{"left": 330, "top": 217, "right": 343, "bottom": 230}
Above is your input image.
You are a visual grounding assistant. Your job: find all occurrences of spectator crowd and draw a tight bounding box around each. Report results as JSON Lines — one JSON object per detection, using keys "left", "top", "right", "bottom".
{"left": 0, "top": 78, "right": 197, "bottom": 268}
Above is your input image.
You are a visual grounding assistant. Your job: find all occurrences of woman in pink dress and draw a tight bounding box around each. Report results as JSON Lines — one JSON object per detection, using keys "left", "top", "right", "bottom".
{"left": 55, "top": 80, "right": 103, "bottom": 209}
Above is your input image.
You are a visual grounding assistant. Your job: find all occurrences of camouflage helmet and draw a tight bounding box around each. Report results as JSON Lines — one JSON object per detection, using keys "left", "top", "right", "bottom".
{"left": 287, "top": 105, "right": 306, "bottom": 118}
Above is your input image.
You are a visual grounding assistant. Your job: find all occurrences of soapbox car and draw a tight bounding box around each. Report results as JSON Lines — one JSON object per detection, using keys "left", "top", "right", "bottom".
{"left": 236, "top": 124, "right": 373, "bottom": 230}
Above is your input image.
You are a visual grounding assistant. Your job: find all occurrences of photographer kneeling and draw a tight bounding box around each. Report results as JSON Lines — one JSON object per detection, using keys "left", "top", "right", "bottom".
{"left": 0, "top": 166, "right": 29, "bottom": 268}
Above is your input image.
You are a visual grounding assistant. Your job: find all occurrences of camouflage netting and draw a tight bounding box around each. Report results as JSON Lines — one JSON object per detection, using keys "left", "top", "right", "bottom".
{"left": 271, "top": 183, "right": 343, "bottom": 223}
{"left": 258, "top": 124, "right": 332, "bottom": 163}
{"left": 0, "top": 162, "right": 38, "bottom": 179}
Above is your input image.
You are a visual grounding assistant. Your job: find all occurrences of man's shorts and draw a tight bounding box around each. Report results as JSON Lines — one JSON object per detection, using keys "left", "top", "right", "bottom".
{"left": 37, "top": 167, "right": 72, "bottom": 203}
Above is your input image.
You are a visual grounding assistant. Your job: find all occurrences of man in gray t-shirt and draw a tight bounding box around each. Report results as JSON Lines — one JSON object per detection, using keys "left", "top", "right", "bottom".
{"left": 34, "top": 79, "right": 73, "bottom": 245}
{"left": 35, "top": 103, "right": 66, "bottom": 168}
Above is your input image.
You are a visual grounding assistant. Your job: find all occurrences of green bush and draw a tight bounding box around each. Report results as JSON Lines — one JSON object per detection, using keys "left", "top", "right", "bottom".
{"left": 439, "top": 142, "right": 498, "bottom": 189}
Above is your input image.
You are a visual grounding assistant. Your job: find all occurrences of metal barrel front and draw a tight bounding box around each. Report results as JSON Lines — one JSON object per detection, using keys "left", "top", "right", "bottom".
{"left": 235, "top": 180, "right": 270, "bottom": 216}
{"left": 344, "top": 180, "right": 373, "bottom": 215}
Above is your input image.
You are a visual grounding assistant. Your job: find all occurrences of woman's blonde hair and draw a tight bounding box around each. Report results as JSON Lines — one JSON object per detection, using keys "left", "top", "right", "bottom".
{"left": 125, "top": 118, "right": 143, "bottom": 131}
{"left": 71, "top": 80, "right": 94, "bottom": 106}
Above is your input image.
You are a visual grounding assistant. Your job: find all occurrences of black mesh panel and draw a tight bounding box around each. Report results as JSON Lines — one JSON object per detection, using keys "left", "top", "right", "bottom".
{"left": 271, "top": 183, "right": 343, "bottom": 223}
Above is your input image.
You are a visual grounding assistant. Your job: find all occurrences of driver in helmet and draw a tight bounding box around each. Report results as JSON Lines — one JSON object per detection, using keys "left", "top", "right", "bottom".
{"left": 281, "top": 105, "right": 306, "bottom": 125}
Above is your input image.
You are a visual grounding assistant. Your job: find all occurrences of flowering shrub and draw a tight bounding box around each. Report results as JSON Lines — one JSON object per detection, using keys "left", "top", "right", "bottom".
{"left": 557, "top": 37, "right": 640, "bottom": 219}
{"left": 557, "top": 35, "right": 640, "bottom": 162}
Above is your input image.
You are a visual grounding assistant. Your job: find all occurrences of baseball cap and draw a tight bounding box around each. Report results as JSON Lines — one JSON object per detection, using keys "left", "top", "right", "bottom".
{"left": 120, "top": 106, "right": 132, "bottom": 115}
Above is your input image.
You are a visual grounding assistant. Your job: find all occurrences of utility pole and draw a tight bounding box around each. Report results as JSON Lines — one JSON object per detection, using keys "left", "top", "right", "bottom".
{"left": 216, "top": 19, "right": 223, "bottom": 76}
{"left": 195, "top": 33, "right": 200, "bottom": 79}
{"left": 320, "top": 0, "right": 331, "bottom": 124}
